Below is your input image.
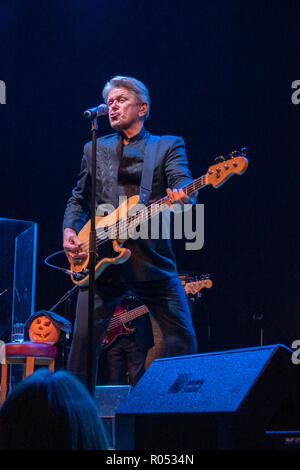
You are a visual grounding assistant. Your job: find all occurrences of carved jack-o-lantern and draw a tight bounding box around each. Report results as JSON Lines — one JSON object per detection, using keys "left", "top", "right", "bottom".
{"left": 29, "top": 315, "right": 60, "bottom": 343}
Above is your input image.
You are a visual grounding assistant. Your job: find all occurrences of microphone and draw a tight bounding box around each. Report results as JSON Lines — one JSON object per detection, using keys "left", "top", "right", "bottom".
{"left": 83, "top": 103, "right": 108, "bottom": 119}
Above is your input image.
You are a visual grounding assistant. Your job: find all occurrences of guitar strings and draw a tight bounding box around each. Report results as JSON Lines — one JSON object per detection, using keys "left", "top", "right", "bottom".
{"left": 104, "top": 281, "right": 207, "bottom": 331}
{"left": 106, "top": 307, "right": 149, "bottom": 331}
{"left": 105, "top": 305, "right": 149, "bottom": 330}
{"left": 80, "top": 195, "right": 168, "bottom": 251}
{"left": 80, "top": 176, "right": 204, "bottom": 251}
{"left": 78, "top": 175, "right": 206, "bottom": 253}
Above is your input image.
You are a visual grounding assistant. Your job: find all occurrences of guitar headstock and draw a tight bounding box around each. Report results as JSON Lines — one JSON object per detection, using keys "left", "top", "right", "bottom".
{"left": 184, "top": 276, "right": 213, "bottom": 295}
{"left": 206, "top": 148, "right": 248, "bottom": 188}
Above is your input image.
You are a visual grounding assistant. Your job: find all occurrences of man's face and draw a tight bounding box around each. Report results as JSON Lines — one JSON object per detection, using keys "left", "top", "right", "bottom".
{"left": 107, "top": 86, "right": 147, "bottom": 130}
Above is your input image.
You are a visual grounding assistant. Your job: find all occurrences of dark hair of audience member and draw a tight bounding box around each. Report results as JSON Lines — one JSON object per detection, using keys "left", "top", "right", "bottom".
{"left": 0, "top": 368, "right": 108, "bottom": 450}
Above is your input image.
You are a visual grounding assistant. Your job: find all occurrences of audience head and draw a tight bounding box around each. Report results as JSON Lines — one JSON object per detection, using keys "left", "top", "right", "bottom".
{"left": 0, "top": 369, "right": 108, "bottom": 450}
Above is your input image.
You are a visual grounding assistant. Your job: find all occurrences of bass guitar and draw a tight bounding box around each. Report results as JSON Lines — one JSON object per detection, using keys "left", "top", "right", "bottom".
{"left": 70, "top": 149, "right": 248, "bottom": 286}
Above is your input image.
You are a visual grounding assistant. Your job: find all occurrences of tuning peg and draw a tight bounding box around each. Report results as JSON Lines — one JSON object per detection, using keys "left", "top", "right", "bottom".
{"left": 214, "top": 155, "right": 225, "bottom": 163}
{"left": 228, "top": 150, "right": 239, "bottom": 159}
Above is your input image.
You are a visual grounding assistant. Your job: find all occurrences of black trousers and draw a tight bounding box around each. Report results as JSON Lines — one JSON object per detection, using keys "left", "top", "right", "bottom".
{"left": 99, "top": 333, "right": 147, "bottom": 386}
{"left": 67, "top": 276, "right": 197, "bottom": 394}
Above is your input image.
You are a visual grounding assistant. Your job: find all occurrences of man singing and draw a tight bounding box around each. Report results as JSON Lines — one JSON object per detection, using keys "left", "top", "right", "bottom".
{"left": 63, "top": 76, "right": 197, "bottom": 392}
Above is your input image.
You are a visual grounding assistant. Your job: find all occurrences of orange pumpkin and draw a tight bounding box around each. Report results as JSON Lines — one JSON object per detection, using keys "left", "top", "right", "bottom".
{"left": 29, "top": 315, "right": 60, "bottom": 343}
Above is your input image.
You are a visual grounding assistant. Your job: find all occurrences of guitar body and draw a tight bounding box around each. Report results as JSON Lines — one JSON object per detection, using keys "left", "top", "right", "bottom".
{"left": 102, "top": 304, "right": 136, "bottom": 349}
{"left": 70, "top": 195, "right": 140, "bottom": 286}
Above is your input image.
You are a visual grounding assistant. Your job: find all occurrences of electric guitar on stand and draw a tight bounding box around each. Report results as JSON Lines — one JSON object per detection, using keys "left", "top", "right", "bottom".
{"left": 69, "top": 149, "right": 248, "bottom": 286}
{"left": 184, "top": 276, "right": 213, "bottom": 296}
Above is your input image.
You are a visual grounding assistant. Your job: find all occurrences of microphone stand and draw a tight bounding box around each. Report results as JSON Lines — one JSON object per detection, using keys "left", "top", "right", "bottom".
{"left": 49, "top": 285, "right": 79, "bottom": 368}
{"left": 87, "top": 116, "right": 98, "bottom": 395}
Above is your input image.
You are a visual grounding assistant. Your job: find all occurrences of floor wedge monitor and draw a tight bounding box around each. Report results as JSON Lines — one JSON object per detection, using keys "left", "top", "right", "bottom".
{"left": 115, "top": 344, "right": 300, "bottom": 450}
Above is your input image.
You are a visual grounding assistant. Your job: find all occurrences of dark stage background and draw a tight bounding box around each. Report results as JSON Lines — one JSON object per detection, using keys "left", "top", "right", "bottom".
{"left": 0, "top": 0, "right": 299, "bottom": 353}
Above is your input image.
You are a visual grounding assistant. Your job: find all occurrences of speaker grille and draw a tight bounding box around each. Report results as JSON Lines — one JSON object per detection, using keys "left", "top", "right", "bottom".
{"left": 117, "top": 345, "right": 284, "bottom": 414}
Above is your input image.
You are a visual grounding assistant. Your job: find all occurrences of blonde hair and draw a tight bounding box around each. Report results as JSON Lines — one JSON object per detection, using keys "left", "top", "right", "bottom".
{"left": 102, "top": 75, "right": 150, "bottom": 120}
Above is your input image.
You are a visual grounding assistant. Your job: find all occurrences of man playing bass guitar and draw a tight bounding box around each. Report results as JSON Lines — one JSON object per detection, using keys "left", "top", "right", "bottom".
{"left": 63, "top": 76, "right": 197, "bottom": 392}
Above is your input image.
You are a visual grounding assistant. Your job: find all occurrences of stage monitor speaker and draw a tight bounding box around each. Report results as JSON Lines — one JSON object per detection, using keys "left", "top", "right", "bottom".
{"left": 94, "top": 385, "right": 132, "bottom": 449}
{"left": 115, "top": 344, "right": 300, "bottom": 450}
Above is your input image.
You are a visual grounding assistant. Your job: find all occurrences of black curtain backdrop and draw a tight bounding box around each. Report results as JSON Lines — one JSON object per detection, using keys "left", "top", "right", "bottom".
{"left": 0, "top": 0, "right": 299, "bottom": 351}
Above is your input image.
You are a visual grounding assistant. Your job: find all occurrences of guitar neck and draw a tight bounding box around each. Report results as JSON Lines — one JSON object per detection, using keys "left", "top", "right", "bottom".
{"left": 117, "top": 175, "right": 206, "bottom": 236}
